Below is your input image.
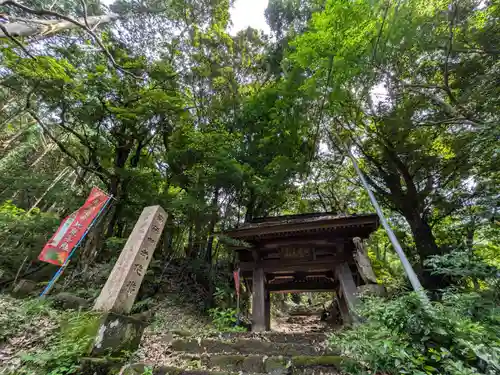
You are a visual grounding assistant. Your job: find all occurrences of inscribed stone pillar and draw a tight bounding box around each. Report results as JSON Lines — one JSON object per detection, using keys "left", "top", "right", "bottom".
{"left": 252, "top": 267, "right": 266, "bottom": 332}
{"left": 93, "top": 206, "right": 166, "bottom": 314}
{"left": 352, "top": 237, "right": 377, "bottom": 284}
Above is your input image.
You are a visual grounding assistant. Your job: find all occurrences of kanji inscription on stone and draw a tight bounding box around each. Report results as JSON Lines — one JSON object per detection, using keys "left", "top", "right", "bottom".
{"left": 93, "top": 205, "right": 166, "bottom": 314}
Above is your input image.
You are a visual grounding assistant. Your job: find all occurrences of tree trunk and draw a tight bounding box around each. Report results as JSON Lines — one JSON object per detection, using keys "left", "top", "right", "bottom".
{"left": 377, "top": 147, "right": 446, "bottom": 291}
{"left": 105, "top": 175, "right": 122, "bottom": 237}
{"left": 465, "top": 219, "right": 479, "bottom": 290}
{"left": 193, "top": 217, "right": 203, "bottom": 258}
{"left": 187, "top": 224, "right": 194, "bottom": 258}
{"left": 407, "top": 212, "right": 440, "bottom": 260}
{"left": 105, "top": 140, "right": 133, "bottom": 237}
{"left": 245, "top": 190, "right": 256, "bottom": 223}
{"left": 205, "top": 189, "right": 219, "bottom": 264}
{"left": 406, "top": 211, "right": 447, "bottom": 290}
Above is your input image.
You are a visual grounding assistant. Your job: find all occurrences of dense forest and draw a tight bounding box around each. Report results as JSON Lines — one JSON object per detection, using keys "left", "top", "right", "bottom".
{"left": 0, "top": 1, "right": 498, "bottom": 375}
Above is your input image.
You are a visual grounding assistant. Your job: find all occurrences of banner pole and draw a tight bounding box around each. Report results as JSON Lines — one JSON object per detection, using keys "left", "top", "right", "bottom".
{"left": 39, "top": 194, "right": 113, "bottom": 297}
{"left": 234, "top": 268, "right": 240, "bottom": 325}
{"left": 236, "top": 293, "right": 240, "bottom": 325}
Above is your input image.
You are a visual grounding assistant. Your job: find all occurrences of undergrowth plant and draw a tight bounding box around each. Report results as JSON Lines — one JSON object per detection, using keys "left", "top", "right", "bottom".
{"left": 0, "top": 296, "right": 57, "bottom": 343}
{"left": 329, "top": 292, "right": 500, "bottom": 375}
{"left": 208, "top": 307, "right": 246, "bottom": 332}
{"left": 19, "top": 309, "right": 100, "bottom": 375}
{"left": 0, "top": 295, "right": 101, "bottom": 375}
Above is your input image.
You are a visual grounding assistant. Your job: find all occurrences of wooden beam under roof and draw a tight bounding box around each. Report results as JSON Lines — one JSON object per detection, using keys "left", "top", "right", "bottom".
{"left": 268, "top": 280, "right": 337, "bottom": 293}
{"left": 239, "top": 255, "right": 350, "bottom": 272}
{"left": 225, "top": 213, "right": 378, "bottom": 240}
{"left": 260, "top": 238, "right": 343, "bottom": 249}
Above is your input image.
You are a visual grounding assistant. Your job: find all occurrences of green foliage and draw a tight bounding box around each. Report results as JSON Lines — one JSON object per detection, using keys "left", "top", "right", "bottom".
{"left": 20, "top": 311, "right": 100, "bottom": 375}
{"left": 0, "top": 295, "right": 100, "bottom": 375}
{"left": 0, "top": 4, "right": 499, "bottom": 370}
{"left": 425, "top": 250, "right": 499, "bottom": 284}
{"left": 330, "top": 292, "right": 500, "bottom": 375}
{"left": 212, "top": 285, "right": 236, "bottom": 309}
{"left": 208, "top": 307, "right": 246, "bottom": 332}
{"left": 0, "top": 201, "right": 59, "bottom": 280}
{"left": 0, "top": 296, "right": 56, "bottom": 343}
{"left": 284, "top": 0, "right": 500, "bottom": 289}
{"left": 104, "top": 236, "right": 128, "bottom": 254}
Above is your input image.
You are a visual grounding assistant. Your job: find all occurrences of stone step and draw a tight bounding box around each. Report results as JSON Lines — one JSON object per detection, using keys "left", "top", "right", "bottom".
{"left": 121, "top": 362, "right": 342, "bottom": 375}
{"left": 201, "top": 354, "right": 342, "bottom": 374}
{"left": 121, "top": 365, "right": 231, "bottom": 375}
{"left": 170, "top": 338, "right": 336, "bottom": 356}
{"left": 208, "top": 332, "right": 329, "bottom": 345}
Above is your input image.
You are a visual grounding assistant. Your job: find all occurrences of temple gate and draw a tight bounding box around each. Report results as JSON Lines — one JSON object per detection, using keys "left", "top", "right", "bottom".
{"left": 225, "top": 212, "right": 381, "bottom": 331}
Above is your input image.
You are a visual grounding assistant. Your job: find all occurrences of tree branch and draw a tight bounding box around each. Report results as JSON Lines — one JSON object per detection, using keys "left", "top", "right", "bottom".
{"left": 80, "top": 0, "right": 90, "bottom": 29}
{"left": 2, "top": 1, "right": 136, "bottom": 77}
{"left": 0, "top": 22, "right": 36, "bottom": 58}
{"left": 443, "top": 2, "right": 458, "bottom": 106}
{"left": 28, "top": 110, "right": 110, "bottom": 184}
{"left": 372, "top": 0, "right": 390, "bottom": 62}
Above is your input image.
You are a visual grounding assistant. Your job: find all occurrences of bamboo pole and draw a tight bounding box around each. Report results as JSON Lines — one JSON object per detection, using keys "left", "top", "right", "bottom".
{"left": 27, "top": 166, "right": 70, "bottom": 214}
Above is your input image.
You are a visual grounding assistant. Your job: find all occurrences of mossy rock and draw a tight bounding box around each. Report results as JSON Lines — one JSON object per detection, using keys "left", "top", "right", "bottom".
{"left": 91, "top": 313, "right": 147, "bottom": 357}
{"left": 202, "top": 354, "right": 265, "bottom": 373}
{"left": 264, "top": 356, "right": 289, "bottom": 374}
{"left": 292, "top": 356, "right": 342, "bottom": 368}
{"left": 78, "top": 357, "right": 124, "bottom": 375}
{"left": 52, "top": 292, "right": 92, "bottom": 310}
{"left": 154, "top": 367, "right": 233, "bottom": 375}
{"left": 206, "top": 355, "right": 245, "bottom": 368}
{"left": 171, "top": 339, "right": 202, "bottom": 352}
{"left": 171, "top": 329, "right": 193, "bottom": 337}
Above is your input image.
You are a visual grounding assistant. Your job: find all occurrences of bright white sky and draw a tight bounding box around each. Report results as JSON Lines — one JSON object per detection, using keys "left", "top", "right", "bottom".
{"left": 230, "top": 0, "right": 270, "bottom": 34}
{"left": 101, "top": 0, "right": 270, "bottom": 34}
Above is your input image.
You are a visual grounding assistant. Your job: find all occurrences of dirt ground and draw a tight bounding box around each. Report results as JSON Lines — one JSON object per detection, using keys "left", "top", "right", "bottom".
{"left": 271, "top": 314, "right": 338, "bottom": 333}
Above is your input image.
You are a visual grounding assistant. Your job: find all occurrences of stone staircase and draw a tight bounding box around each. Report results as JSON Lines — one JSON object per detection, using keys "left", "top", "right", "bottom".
{"left": 122, "top": 332, "right": 343, "bottom": 375}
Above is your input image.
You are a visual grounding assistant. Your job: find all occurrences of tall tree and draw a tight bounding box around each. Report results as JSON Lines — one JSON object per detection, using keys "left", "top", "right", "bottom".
{"left": 288, "top": 0, "right": 499, "bottom": 288}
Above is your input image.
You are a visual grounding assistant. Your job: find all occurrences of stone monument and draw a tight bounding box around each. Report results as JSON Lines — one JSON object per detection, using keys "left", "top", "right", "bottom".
{"left": 85, "top": 206, "right": 166, "bottom": 359}
{"left": 94, "top": 205, "right": 166, "bottom": 314}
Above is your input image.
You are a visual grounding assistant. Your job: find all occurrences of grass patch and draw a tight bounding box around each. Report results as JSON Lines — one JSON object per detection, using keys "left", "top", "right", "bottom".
{"left": 0, "top": 294, "right": 104, "bottom": 375}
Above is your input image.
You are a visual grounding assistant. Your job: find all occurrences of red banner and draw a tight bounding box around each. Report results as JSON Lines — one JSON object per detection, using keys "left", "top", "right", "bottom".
{"left": 233, "top": 269, "right": 240, "bottom": 296}
{"left": 38, "top": 187, "right": 110, "bottom": 266}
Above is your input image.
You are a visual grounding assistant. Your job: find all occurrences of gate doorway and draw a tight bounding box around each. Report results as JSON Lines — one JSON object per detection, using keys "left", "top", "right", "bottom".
{"left": 225, "top": 212, "right": 381, "bottom": 331}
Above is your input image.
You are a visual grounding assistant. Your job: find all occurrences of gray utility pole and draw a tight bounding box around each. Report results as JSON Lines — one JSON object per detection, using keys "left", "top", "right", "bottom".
{"left": 329, "top": 130, "right": 428, "bottom": 302}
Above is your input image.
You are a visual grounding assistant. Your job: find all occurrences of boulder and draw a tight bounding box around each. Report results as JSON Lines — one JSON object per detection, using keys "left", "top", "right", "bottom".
{"left": 52, "top": 292, "right": 92, "bottom": 310}
{"left": 91, "top": 313, "right": 147, "bottom": 357}
{"left": 11, "top": 279, "right": 38, "bottom": 297}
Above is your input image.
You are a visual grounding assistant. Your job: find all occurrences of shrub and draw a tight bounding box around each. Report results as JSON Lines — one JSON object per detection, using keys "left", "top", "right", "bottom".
{"left": 20, "top": 310, "right": 100, "bottom": 375}
{"left": 0, "top": 295, "right": 101, "bottom": 375}
{"left": 0, "top": 201, "right": 59, "bottom": 281}
{"left": 329, "top": 292, "right": 500, "bottom": 375}
{"left": 208, "top": 307, "right": 246, "bottom": 332}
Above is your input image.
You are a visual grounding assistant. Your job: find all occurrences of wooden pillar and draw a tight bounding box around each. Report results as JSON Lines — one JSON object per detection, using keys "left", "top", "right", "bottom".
{"left": 252, "top": 267, "right": 266, "bottom": 332}
{"left": 336, "top": 291, "right": 351, "bottom": 325}
{"left": 335, "top": 262, "right": 360, "bottom": 323}
{"left": 264, "top": 290, "right": 271, "bottom": 331}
